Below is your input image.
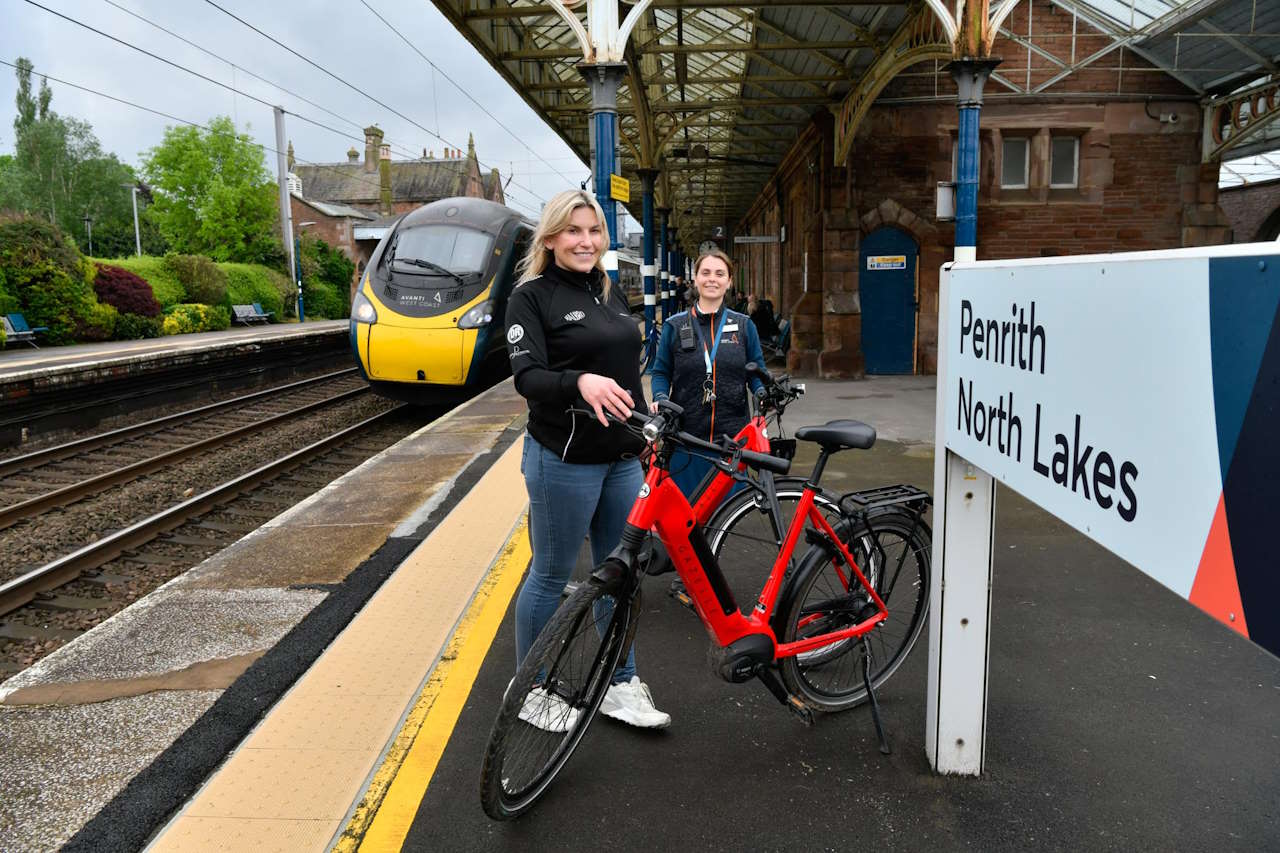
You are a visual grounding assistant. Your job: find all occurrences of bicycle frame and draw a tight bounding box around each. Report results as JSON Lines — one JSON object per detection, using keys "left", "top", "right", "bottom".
{"left": 686, "top": 415, "right": 772, "bottom": 524}
{"left": 624, "top": 454, "right": 889, "bottom": 659}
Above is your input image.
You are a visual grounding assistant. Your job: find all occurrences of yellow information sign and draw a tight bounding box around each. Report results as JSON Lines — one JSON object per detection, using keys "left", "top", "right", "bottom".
{"left": 609, "top": 174, "right": 631, "bottom": 203}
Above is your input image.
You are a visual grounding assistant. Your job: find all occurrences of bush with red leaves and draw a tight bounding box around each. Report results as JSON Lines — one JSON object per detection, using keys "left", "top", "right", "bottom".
{"left": 93, "top": 263, "right": 162, "bottom": 317}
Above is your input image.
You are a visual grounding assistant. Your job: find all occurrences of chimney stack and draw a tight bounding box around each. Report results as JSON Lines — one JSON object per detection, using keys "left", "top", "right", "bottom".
{"left": 347, "top": 147, "right": 359, "bottom": 163}
{"left": 379, "top": 144, "right": 393, "bottom": 216}
{"left": 363, "top": 125, "right": 384, "bottom": 173}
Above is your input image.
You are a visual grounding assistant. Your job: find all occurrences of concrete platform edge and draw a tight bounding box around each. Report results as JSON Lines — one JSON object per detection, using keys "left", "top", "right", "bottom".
{"left": 59, "top": 406, "right": 528, "bottom": 853}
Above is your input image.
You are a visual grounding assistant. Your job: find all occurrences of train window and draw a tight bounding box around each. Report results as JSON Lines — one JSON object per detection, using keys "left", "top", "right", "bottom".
{"left": 392, "top": 225, "right": 493, "bottom": 275}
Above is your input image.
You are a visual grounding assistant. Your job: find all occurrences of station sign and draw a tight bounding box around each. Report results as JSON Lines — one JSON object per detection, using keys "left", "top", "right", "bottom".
{"left": 733, "top": 235, "right": 780, "bottom": 244}
{"left": 609, "top": 174, "right": 630, "bottom": 203}
{"left": 939, "top": 245, "right": 1280, "bottom": 656}
{"left": 867, "top": 255, "right": 907, "bottom": 270}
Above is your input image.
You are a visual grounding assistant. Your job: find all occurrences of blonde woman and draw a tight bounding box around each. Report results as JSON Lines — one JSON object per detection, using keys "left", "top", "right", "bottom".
{"left": 504, "top": 190, "right": 670, "bottom": 730}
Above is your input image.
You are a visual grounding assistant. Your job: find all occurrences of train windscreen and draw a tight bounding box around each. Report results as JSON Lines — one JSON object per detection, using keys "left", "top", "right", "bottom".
{"left": 382, "top": 225, "right": 495, "bottom": 318}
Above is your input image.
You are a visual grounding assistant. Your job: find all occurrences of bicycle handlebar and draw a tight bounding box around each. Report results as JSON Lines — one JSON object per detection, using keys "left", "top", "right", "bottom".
{"left": 618, "top": 404, "right": 791, "bottom": 476}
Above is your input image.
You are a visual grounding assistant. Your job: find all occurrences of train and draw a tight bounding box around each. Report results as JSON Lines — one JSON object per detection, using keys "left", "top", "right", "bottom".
{"left": 350, "top": 196, "right": 644, "bottom": 404}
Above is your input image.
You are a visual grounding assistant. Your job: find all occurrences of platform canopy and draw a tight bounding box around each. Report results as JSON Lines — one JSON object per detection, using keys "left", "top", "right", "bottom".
{"left": 433, "top": 0, "right": 1280, "bottom": 242}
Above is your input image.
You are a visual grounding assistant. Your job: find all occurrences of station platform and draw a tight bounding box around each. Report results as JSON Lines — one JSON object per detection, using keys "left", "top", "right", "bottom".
{"left": 1, "top": 375, "right": 1276, "bottom": 852}
{"left": 0, "top": 321, "right": 351, "bottom": 448}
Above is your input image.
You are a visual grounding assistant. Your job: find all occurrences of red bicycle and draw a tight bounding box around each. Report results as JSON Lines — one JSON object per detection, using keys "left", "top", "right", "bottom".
{"left": 480, "top": 399, "right": 932, "bottom": 820}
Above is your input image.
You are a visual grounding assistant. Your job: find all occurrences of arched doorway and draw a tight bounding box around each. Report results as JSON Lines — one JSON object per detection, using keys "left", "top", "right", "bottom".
{"left": 859, "top": 226, "right": 919, "bottom": 374}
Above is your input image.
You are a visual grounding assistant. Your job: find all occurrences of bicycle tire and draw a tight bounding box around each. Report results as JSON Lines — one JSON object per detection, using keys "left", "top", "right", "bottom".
{"left": 778, "top": 509, "right": 931, "bottom": 712}
{"left": 480, "top": 570, "right": 641, "bottom": 820}
{"left": 703, "top": 477, "right": 843, "bottom": 612}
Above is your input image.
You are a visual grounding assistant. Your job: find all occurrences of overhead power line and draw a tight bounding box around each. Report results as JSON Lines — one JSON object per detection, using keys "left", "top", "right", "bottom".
{"left": 19, "top": 0, "right": 540, "bottom": 215}
{"left": 99, "top": 0, "right": 433, "bottom": 166}
{"left": 198, "top": 0, "right": 549, "bottom": 207}
{"left": 0, "top": 57, "right": 391, "bottom": 201}
{"left": 358, "top": 0, "right": 581, "bottom": 186}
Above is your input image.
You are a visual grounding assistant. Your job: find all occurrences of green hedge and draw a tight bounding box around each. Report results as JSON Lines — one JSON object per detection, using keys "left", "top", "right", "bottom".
{"left": 221, "top": 263, "right": 291, "bottom": 319}
{"left": 162, "top": 303, "right": 230, "bottom": 335}
{"left": 164, "top": 254, "right": 227, "bottom": 305}
{"left": 0, "top": 217, "right": 105, "bottom": 345}
{"left": 102, "top": 256, "right": 185, "bottom": 307}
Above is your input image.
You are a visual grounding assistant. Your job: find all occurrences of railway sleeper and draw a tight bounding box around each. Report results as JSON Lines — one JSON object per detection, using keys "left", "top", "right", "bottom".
{"left": 0, "top": 620, "right": 84, "bottom": 642}
{"left": 82, "top": 571, "right": 131, "bottom": 587}
{"left": 120, "top": 550, "right": 180, "bottom": 566}
{"left": 31, "top": 593, "right": 111, "bottom": 611}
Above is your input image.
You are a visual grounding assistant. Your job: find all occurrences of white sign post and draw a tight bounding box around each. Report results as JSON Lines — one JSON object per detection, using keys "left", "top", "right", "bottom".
{"left": 928, "top": 243, "right": 1280, "bottom": 775}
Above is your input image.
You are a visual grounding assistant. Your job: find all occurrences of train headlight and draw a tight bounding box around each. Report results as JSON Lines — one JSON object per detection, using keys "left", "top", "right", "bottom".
{"left": 352, "top": 290, "right": 378, "bottom": 324}
{"left": 457, "top": 300, "right": 495, "bottom": 329}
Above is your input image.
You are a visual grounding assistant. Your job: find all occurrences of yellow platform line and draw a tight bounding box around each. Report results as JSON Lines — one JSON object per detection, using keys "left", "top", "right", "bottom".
{"left": 337, "top": 515, "right": 530, "bottom": 852}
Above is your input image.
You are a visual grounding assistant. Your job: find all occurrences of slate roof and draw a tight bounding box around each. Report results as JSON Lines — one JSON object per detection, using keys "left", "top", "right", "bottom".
{"left": 294, "top": 159, "right": 472, "bottom": 206}
{"left": 292, "top": 194, "right": 377, "bottom": 220}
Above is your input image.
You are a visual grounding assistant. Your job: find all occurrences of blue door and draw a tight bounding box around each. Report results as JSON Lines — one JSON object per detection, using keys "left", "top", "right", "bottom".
{"left": 859, "top": 226, "right": 918, "bottom": 374}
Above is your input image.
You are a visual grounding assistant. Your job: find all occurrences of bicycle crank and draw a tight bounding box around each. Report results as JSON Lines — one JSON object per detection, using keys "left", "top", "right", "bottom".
{"left": 756, "top": 666, "right": 815, "bottom": 726}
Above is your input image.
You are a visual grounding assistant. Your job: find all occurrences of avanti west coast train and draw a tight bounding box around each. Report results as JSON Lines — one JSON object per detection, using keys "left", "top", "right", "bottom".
{"left": 351, "top": 196, "right": 643, "bottom": 403}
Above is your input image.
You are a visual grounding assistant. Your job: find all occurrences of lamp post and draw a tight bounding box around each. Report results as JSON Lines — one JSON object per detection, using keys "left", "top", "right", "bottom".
{"left": 81, "top": 214, "right": 93, "bottom": 256}
{"left": 121, "top": 183, "right": 142, "bottom": 256}
{"left": 295, "top": 221, "right": 317, "bottom": 323}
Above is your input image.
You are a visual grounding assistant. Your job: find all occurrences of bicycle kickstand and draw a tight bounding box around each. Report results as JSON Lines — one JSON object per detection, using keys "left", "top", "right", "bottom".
{"left": 861, "top": 637, "right": 892, "bottom": 755}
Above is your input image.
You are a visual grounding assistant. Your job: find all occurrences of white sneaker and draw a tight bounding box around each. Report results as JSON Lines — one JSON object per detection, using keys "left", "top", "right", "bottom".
{"left": 599, "top": 677, "right": 671, "bottom": 729}
{"left": 517, "top": 686, "right": 580, "bottom": 733}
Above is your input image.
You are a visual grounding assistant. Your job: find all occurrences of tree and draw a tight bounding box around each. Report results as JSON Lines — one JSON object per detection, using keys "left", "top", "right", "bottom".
{"left": 141, "top": 116, "right": 280, "bottom": 263}
{"left": 4, "top": 58, "right": 145, "bottom": 257}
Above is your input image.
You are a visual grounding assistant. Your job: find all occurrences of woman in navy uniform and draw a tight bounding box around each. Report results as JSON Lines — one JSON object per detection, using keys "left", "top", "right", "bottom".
{"left": 650, "top": 248, "right": 767, "bottom": 499}
{"left": 504, "top": 189, "right": 669, "bottom": 730}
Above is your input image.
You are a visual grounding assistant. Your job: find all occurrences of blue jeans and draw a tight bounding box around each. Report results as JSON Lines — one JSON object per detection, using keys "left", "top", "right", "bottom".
{"left": 516, "top": 434, "right": 643, "bottom": 684}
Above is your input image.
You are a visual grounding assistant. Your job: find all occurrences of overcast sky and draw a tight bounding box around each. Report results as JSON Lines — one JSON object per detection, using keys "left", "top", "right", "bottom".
{"left": 0, "top": 0, "right": 641, "bottom": 226}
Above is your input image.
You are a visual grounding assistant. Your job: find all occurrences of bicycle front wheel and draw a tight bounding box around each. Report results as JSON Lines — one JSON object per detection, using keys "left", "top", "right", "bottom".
{"left": 480, "top": 571, "right": 640, "bottom": 820}
{"left": 703, "top": 477, "right": 843, "bottom": 611}
{"left": 778, "top": 509, "right": 931, "bottom": 712}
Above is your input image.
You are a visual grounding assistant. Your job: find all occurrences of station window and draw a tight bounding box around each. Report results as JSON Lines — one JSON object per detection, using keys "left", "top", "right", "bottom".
{"left": 1050, "top": 136, "right": 1079, "bottom": 188}
{"left": 1000, "top": 138, "right": 1029, "bottom": 189}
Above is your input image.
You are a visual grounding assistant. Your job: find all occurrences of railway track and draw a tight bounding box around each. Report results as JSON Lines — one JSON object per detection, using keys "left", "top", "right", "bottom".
{"left": 0, "top": 368, "right": 367, "bottom": 526}
{"left": 0, "top": 379, "right": 436, "bottom": 678}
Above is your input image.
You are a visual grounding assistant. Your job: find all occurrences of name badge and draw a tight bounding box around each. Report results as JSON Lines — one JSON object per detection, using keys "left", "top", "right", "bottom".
{"left": 723, "top": 323, "right": 739, "bottom": 332}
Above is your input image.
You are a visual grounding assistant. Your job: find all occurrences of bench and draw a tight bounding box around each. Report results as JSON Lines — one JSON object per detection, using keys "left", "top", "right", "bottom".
{"left": 231, "top": 304, "right": 274, "bottom": 325}
{"left": 3, "top": 313, "right": 48, "bottom": 348}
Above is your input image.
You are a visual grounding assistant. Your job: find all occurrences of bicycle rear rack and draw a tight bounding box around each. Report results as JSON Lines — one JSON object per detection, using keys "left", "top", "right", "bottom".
{"left": 838, "top": 484, "right": 931, "bottom": 515}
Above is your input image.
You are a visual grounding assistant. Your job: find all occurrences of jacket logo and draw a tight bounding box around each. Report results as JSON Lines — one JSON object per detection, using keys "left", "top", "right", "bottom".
{"left": 563, "top": 310, "right": 586, "bottom": 322}
{"left": 507, "top": 324, "right": 525, "bottom": 344}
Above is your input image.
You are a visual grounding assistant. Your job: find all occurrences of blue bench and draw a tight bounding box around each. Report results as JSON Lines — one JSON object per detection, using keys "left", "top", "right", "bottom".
{"left": 231, "top": 304, "right": 274, "bottom": 325}
{"left": 3, "top": 313, "right": 48, "bottom": 348}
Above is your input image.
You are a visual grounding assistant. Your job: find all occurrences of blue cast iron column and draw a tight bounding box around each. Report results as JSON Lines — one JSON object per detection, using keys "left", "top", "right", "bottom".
{"left": 670, "top": 228, "right": 680, "bottom": 312}
{"left": 581, "top": 63, "right": 627, "bottom": 285}
{"left": 638, "top": 169, "right": 658, "bottom": 341}
{"left": 657, "top": 207, "right": 670, "bottom": 320}
{"left": 949, "top": 59, "right": 1000, "bottom": 263}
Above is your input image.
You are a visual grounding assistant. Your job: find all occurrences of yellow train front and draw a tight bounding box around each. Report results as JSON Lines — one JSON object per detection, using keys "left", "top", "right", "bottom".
{"left": 350, "top": 198, "right": 533, "bottom": 404}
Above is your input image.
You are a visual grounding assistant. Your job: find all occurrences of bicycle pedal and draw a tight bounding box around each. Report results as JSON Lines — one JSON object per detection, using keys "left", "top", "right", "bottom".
{"left": 786, "top": 695, "right": 815, "bottom": 726}
{"left": 667, "top": 586, "right": 695, "bottom": 612}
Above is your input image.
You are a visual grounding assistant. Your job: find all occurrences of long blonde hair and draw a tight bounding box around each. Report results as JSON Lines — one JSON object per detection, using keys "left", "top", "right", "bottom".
{"left": 518, "top": 189, "right": 612, "bottom": 302}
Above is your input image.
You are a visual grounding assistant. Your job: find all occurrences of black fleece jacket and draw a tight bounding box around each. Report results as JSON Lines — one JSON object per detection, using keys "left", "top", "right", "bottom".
{"left": 505, "top": 262, "right": 646, "bottom": 463}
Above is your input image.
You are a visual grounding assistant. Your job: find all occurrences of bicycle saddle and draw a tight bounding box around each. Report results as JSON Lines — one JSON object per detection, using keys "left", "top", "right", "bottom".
{"left": 795, "top": 419, "right": 876, "bottom": 451}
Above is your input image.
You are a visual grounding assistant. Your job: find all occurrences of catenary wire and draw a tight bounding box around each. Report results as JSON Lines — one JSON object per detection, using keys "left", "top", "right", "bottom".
{"left": 98, "top": 0, "right": 439, "bottom": 167}
{"left": 17, "top": 0, "right": 542, "bottom": 215}
{"left": 198, "top": 0, "right": 551, "bottom": 207}
{"left": 0, "top": 58, "right": 429, "bottom": 209}
{"left": 359, "top": 0, "right": 582, "bottom": 186}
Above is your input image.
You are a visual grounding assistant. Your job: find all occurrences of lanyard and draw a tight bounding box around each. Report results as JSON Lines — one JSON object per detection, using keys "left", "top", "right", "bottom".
{"left": 689, "top": 307, "right": 728, "bottom": 376}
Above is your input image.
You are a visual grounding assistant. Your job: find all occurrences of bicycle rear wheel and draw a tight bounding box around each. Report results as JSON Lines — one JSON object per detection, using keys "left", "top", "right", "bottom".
{"left": 480, "top": 570, "right": 640, "bottom": 820}
{"left": 778, "top": 509, "right": 930, "bottom": 712}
